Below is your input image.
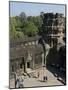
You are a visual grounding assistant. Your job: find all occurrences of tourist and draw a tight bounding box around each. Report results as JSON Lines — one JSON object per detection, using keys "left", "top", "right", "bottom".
{"left": 15, "top": 77, "right": 19, "bottom": 88}
{"left": 19, "top": 76, "right": 24, "bottom": 88}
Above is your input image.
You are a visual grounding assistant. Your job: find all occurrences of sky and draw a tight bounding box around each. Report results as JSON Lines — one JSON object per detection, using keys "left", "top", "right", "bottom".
{"left": 10, "top": 2, "right": 65, "bottom": 17}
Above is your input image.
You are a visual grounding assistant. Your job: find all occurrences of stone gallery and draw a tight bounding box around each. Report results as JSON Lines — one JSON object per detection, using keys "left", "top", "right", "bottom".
{"left": 10, "top": 36, "right": 44, "bottom": 74}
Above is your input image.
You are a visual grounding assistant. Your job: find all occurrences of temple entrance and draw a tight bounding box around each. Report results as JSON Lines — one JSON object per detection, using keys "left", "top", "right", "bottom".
{"left": 26, "top": 61, "right": 32, "bottom": 73}
{"left": 27, "top": 62, "right": 30, "bottom": 68}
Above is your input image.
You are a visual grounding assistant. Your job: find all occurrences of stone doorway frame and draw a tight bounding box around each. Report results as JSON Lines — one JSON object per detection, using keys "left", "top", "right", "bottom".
{"left": 27, "top": 61, "right": 30, "bottom": 68}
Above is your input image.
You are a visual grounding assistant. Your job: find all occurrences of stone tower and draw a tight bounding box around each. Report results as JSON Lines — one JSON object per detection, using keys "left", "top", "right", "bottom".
{"left": 41, "top": 13, "right": 65, "bottom": 49}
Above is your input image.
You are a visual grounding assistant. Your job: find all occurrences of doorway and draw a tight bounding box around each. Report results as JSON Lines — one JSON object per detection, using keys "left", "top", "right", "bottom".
{"left": 27, "top": 62, "right": 30, "bottom": 68}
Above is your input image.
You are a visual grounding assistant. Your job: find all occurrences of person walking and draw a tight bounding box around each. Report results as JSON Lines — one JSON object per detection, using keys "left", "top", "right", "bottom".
{"left": 15, "top": 77, "right": 19, "bottom": 88}
{"left": 19, "top": 76, "right": 24, "bottom": 88}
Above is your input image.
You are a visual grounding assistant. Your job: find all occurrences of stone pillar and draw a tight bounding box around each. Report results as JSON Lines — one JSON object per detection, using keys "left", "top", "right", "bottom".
{"left": 32, "top": 56, "right": 35, "bottom": 69}
{"left": 24, "top": 61, "right": 26, "bottom": 72}
{"left": 51, "top": 39, "right": 53, "bottom": 48}
{"left": 41, "top": 53, "right": 44, "bottom": 66}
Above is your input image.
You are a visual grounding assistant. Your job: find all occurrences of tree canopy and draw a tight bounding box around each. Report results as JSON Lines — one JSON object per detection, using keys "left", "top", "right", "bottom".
{"left": 23, "top": 22, "right": 38, "bottom": 37}
{"left": 10, "top": 12, "right": 42, "bottom": 40}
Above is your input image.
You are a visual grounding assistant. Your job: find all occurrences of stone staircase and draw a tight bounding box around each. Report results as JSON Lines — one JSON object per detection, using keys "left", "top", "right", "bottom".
{"left": 25, "top": 68, "right": 38, "bottom": 78}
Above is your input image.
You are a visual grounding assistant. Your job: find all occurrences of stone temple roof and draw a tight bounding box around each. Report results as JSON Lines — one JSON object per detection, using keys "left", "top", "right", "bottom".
{"left": 25, "top": 44, "right": 43, "bottom": 54}
{"left": 10, "top": 35, "right": 41, "bottom": 47}
{"left": 10, "top": 47, "right": 27, "bottom": 60}
{"left": 10, "top": 44, "right": 43, "bottom": 60}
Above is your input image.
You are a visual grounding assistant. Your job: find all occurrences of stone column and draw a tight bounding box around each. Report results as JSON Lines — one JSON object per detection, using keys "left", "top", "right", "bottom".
{"left": 32, "top": 56, "right": 35, "bottom": 69}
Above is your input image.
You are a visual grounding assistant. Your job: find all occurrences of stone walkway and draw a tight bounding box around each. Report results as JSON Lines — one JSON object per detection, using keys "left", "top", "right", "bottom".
{"left": 10, "top": 67, "right": 64, "bottom": 88}
{"left": 23, "top": 67, "right": 63, "bottom": 87}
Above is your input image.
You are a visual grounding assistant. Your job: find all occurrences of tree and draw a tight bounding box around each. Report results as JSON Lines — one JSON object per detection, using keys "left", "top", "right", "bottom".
{"left": 10, "top": 17, "right": 24, "bottom": 40}
{"left": 15, "top": 16, "right": 22, "bottom": 28}
{"left": 27, "top": 16, "right": 43, "bottom": 29}
{"left": 10, "top": 12, "right": 43, "bottom": 39}
{"left": 16, "top": 31, "right": 24, "bottom": 38}
{"left": 23, "top": 22, "right": 38, "bottom": 37}
{"left": 10, "top": 17, "right": 17, "bottom": 39}
{"left": 27, "top": 16, "right": 33, "bottom": 22}
{"left": 19, "top": 12, "right": 27, "bottom": 23}
{"left": 33, "top": 16, "right": 43, "bottom": 29}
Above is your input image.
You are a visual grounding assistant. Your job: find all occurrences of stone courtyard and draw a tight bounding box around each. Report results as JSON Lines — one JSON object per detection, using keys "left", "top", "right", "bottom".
{"left": 10, "top": 66, "right": 65, "bottom": 88}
